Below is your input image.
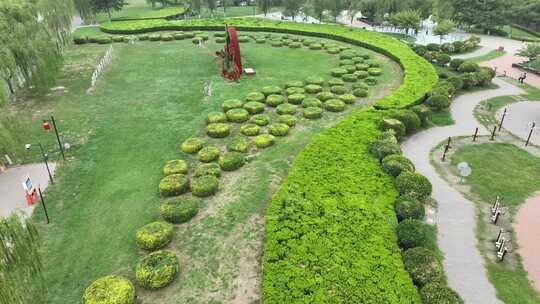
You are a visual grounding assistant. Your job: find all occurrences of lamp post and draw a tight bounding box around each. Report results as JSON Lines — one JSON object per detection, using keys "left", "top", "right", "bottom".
{"left": 42, "top": 115, "right": 65, "bottom": 161}
{"left": 25, "top": 143, "right": 54, "bottom": 184}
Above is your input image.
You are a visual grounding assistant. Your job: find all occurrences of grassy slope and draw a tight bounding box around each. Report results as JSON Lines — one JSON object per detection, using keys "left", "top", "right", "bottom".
{"left": 20, "top": 38, "right": 402, "bottom": 303}
{"left": 449, "top": 143, "right": 540, "bottom": 304}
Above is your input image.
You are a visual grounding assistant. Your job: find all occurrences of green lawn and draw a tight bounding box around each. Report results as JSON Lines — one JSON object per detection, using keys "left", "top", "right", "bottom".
{"left": 503, "top": 25, "right": 540, "bottom": 42}
{"left": 95, "top": 0, "right": 184, "bottom": 23}
{"left": 6, "top": 35, "right": 402, "bottom": 303}
{"left": 525, "top": 58, "right": 540, "bottom": 71}
{"left": 449, "top": 143, "right": 540, "bottom": 303}
{"left": 468, "top": 50, "right": 507, "bottom": 64}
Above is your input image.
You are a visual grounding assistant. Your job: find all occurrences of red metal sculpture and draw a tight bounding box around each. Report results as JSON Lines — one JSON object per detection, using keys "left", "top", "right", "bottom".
{"left": 217, "top": 26, "right": 243, "bottom": 81}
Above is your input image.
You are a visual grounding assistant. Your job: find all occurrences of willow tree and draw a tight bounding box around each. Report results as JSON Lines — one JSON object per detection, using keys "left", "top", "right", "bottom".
{"left": 0, "top": 214, "right": 44, "bottom": 303}
{"left": 0, "top": 0, "right": 72, "bottom": 102}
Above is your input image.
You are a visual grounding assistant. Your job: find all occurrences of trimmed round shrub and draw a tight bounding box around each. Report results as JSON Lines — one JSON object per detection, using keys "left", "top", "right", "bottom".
{"left": 253, "top": 134, "right": 275, "bottom": 148}
{"left": 342, "top": 65, "right": 356, "bottom": 73}
{"left": 303, "top": 107, "right": 323, "bottom": 119}
{"left": 288, "top": 93, "right": 305, "bottom": 104}
{"left": 309, "top": 43, "right": 322, "bottom": 50}
{"left": 246, "top": 92, "right": 265, "bottom": 102}
{"left": 136, "top": 221, "right": 173, "bottom": 251}
{"left": 426, "top": 94, "right": 450, "bottom": 111}
{"left": 355, "top": 70, "right": 369, "bottom": 79}
{"left": 330, "top": 86, "right": 347, "bottom": 95}
{"left": 289, "top": 42, "right": 301, "bottom": 48}
{"left": 396, "top": 171, "right": 433, "bottom": 200}
{"left": 183, "top": 32, "right": 195, "bottom": 38}
{"left": 324, "top": 99, "right": 346, "bottom": 112}
{"left": 136, "top": 250, "right": 179, "bottom": 289}
{"left": 149, "top": 35, "right": 161, "bottom": 41}
{"left": 368, "top": 61, "right": 380, "bottom": 68}
{"left": 218, "top": 152, "right": 245, "bottom": 171}
{"left": 276, "top": 103, "right": 297, "bottom": 115}
{"left": 338, "top": 94, "right": 356, "bottom": 104}
{"left": 82, "top": 275, "right": 135, "bottom": 304}
{"left": 340, "top": 59, "right": 354, "bottom": 66}
{"left": 192, "top": 37, "right": 203, "bottom": 44}
{"left": 194, "top": 163, "right": 221, "bottom": 177}
{"left": 352, "top": 88, "right": 368, "bottom": 97}
{"left": 271, "top": 41, "right": 283, "bottom": 47}
{"left": 331, "top": 68, "right": 348, "bottom": 77}
{"left": 382, "top": 154, "right": 415, "bottom": 177}
{"left": 449, "top": 58, "right": 465, "bottom": 71}
{"left": 286, "top": 87, "right": 305, "bottom": 95}
{"left": 161, "top": 35, "right": 174, "bottom": 41}
{"left": 159, "top": 174, "right": 189, "bottom": 197}
{"left": 368, "top": 68, "right": 383, "bottom": 76}
{"left": 206, "top": 123, "right": 231, "bottom": 138}
{"left": 191, "top": 175, "right": 219, "bottom": 197}
{"left": 163, "top": 160, "right": 188, "bottom": 175}
{"left": 342, "top": 74, "right": 358, "bottom": 82}
{"left": 379, "top": 118, "right": 406, "bottom": 138}
{"left": 161, "top": 198, "right": 199, "bottom": 223}
{"left": 181, "top": 138, "right": 204, "bottom": 154}
{"left": 262, "top": 85, "right": 282, "bottom": 96}
{"left": 302, "top": 97, "right": 322, "bottom": 108}
{"left": 420, "top": 283, "right": 464, "bottom": 304}
{"left": 356, "top": 63, "right": 370, "bottom": 71}
{"left": 368, "top": 139, "right": 402, "bottom": 160}
{"left": 268, "top": 123, "right": 290, "bottom": 136}
{"left": 402, "top": 247, "right": 444, "bottom": 286}
{"left": 365, "top": 77, "right": 378, "bottom": 86}
{"left": 390, "top": 110, "right": 422, "bottom": 134}
{"left": 340, "top": 50, "right": 356, "bottom": 59}
{"left": 215, "top": 37, "right": 226, "bottom": 43}
{"left": 240, "top": 123, "right": 261, "bottom": 136}
{"left": 352, "top": 82, "right": 369, "bottom": 90}
{"left": 378, "top": 130, "right": 398, "bottom": 144}
{"left": 243, "top": 101, "right": 265, "bottom": 114}
{"left": 437, "top": 53, "right": 451, "bottom": 66}
{"left": 328, "top": 78, "right": 345, "bottom": 86}
{"left": 316, "top": 91, "right": 335, "bottom": 101}
{"left": 256, "top": 38, "right": 266, "bottom": 44}
{"left": 279, "top": 114, "right": 297, "bottom": 126}
{"left": 305, "top": 76, "right": 325, "bottom": 85}
{"left": 222, "top": 99, "right": 244, "bottom": 112}
{"left": 458, "top": 61, "right": 479, "bottom": 73}
{"left": 226, "top": 108, "right": 250, "bottom": 123}
{"left": 305, "top": 84, "right": 323, "bottom": 94}
{"left": 250, "top": 114, "right": 270, "bottom": 126}
{"left": 395, "top": 195, "right": 425, "bottom": 221}
{"left": 286, "top": 80, "right": 304, "bottom": 88}
{"left": 327, "top": 48, "right": 340, "bottom": 54}
{"left": 266, "top": 94, "right": 285, "bottom": 107}
{"left": 411, "top": 105, "right": 432, "bottom": 126}
{"left": 206, "top": 111, "right": 227, "bottom": 124}
{"left": 197, "top": 146, "right": 220, "bottom": 163}
{"left": 352, "top": 56, "right": 364, "bottom": 63}
{"left": 396, "top": 219, "right": 430, "bottom": 249}
{"left": 227, "top": 136, "right": 249, "bottom": 153}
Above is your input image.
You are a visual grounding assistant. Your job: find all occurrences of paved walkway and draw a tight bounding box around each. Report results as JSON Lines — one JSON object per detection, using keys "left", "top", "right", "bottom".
{"left": 0, "top": 163, "right": 56, "bottom": 218}
{"left": 497, "top": 101, "right": 540, "bottom": 146}
{"left": 402, "top": 77, "right": 524, "bottom": 304}
{"left": 515, "top": 194, "right": 540, "bottom": 292}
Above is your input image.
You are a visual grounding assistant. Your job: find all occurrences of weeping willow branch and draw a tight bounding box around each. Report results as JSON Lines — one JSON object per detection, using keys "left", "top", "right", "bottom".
{"left": 0, "top": 214, "right": 44, "bottom": 304}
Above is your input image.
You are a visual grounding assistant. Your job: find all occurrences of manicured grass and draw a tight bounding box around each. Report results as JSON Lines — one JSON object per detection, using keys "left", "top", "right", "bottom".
{"left": 525, "top": 58, "right": 540, "bottom": 71}
{"left": 7, "top": 36, "right": 402, "bottom": 303}
{"left": 95, "top": 0, "right": 184, "bottom": 23}
{"left": 430, "top": 109, "right": 455, "bottom": 126}
{"left": 195, "top": 6, "right": 282, "bottom": 18}
{"left": 449, "top": 143, "right": 540, "bottom": 304}
{"left": 450, "top": 143, "right": 540, "bottom": 213}
{"left": 468, "top": 50, "right": 507, "bottom": 64}
{"left": 503, "top": 25, "right": 540, "bottom": 42}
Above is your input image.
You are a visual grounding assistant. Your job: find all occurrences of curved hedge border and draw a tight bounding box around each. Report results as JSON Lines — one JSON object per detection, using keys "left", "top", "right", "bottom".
{"left": 100, "top": 18, "right": 436, "bottom": 109}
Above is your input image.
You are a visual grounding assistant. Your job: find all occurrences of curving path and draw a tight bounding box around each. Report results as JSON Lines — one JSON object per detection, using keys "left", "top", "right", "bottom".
{"left": 402, "top": 77, "right": 524, "bottom": 303}
{"left": 496, "top": 101, "right": 540, "bottom": 146}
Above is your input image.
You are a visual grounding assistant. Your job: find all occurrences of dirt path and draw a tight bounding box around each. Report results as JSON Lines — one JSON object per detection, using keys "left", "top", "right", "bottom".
{"left": 515, "top": 194, "right": 540, "bottom": 291}
{"left": 401, "top": 77, "right": 524, "bottom": 304}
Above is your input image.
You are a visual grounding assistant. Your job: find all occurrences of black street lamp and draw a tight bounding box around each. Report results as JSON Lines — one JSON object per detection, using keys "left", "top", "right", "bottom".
{"left": 25, "top": 143, "right": 54, "bottom": 184}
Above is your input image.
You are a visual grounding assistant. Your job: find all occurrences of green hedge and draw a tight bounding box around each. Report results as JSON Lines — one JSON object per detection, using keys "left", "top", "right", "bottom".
{"left": 160, "top": 197, "right": 199, "bottom": 224}
{"left": 136, "top": 250, "right": 179, "bottom": 290}
{"left": 82, "top": 275, "right": 135, "bottom": 304}
{"left": 264, "top": 109, "right": 420, "bottom": 303}
{"left": 135, "top": 221, "right": 174, "bottom": 251}
{"left": 99, "top": 18, "right": 436, "bottom": 109}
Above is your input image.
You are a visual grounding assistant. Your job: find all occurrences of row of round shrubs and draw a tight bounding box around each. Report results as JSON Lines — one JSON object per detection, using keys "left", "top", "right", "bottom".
{"left": 368, "top": 113, "right": 463, "bottom": 304}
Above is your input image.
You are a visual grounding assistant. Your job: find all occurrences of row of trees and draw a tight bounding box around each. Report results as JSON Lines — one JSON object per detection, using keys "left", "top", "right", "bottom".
{"left": 1, "top": 0, "right": 73, "bottom": 104}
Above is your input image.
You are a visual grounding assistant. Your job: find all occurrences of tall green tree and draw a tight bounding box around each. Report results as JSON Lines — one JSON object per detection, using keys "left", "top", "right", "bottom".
{"left": 517, "top": 43, "right": 540, "bottom": 61}
{"left": 389, "top": 9, "right": 422, "bottom": 34}
{"left": 190, "top": 0, "right": 202, "bottom": 14}
{"left": 309, "top": 0, "right": 326, "bottom": 22}
{"left": 74, "top": 0, "right": 95, "bottom": 23}
{"left": 283, "top": 0, "right": 305, "bottom": 20}
{"left": 205, "top": 0, "right": 217, "bottom": 16}
{"left": 450, "top": 0, "right": 506, "bottom": 30}
{"left": 257, "top": 0, "right": 273, "bottom": 16}
{"left": 433, "top": 19, "right": 454, "bottom": 43}
{"left": 90, "top": 0, "right": 127, "bottom": 20}
{"left": 326, "top": 0, "right": 347, "bottom": 22}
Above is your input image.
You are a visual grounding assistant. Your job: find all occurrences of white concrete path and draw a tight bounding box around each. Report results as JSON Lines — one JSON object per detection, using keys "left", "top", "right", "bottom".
{"left": 497, "top": 102, "right": 540, "bottom": 146}
{"left": 0, "top": 163, "right": 56, "bottom": 218}
{"left": 402, "top": 77, "right": 524, "bottom": 304}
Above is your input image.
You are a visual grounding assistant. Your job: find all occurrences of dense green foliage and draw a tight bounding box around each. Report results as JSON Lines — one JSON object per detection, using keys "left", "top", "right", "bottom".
{"left": 264, "top": 109, "right": 420, "bottom": 303}
{"left": 396, "top": 219, "right": 431, "bottom": 249}
{"left": 382, "top": 154, "right": 415, "bottom": 177}
{"left": 82, "top": 275, "right": 135, "bottom": 304}
{"left": 159, "top": 174, "right": 189, "bottom": 197}
{"left": 402, "top": 247, "right": 444, "bottom": 287}
{"left": 395, "top": 195, "right": 424, "bottom": 221}
{"left": 99, "top": 18, "right": 436, "bottom": 108}
{"left": 396, "top": 171, "right": 433, "bottom": 200}
{"left": 160, "top": 197, "right": 199, "bottom": 223}
{"left": 420, "top": 282, "right": 464, "bottom": 304}
{"left": 135, "top": 250, "right": 179, "bottom": 289}
{"left": 135, "top": 221, "right": 174, "bottom": 251}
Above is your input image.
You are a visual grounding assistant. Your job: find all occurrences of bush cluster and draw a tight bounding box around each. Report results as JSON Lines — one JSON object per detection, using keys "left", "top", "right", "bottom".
{"left": 279, "top": 114, "right": 297, "bottom": 126}
{"left": 136, "top": 250, "right": 179, "bottom": 290}
{"left": 180, "top": 138, "right": 204, "bottom": 154}
{"left": 197, "top": 146, "right": 220, "bottom": 163}
{"left": 206, "top": 123, "right": 231, "bottom": 138}
{"left": 396, "top": 171, "right": 432, "bottom": 200}
{"left": 395, "top": 194, "right": 424, "bottom": 221}
{"left": 218, "top": 152, "right": 245, "bottom": 171}
{"left": 382, "top": 154, "right": 414, "bottom": 177}
{"left": 243, "top": 101, "right": 265, "bottom": 114}
{"left": 160, "top": 197, "right": 199, "bottom": 223}
{"left": 402, "top": 247, "right": 443, "bottom": 286}
{"left": 194, "top": 162, "right": 221, "bottom": 177}
{"left": 268, "top": 123, "right": 290, "bottom": 136}
{"left": 324, "top": 99, "right": 346, "bottom": 112}
{"left": 163, "top": 160, "right": 188, "bottom": 175}
{"left": 191, "top": 175, "right": 219, "bottom": 197}
{"left": 253, "top": 134, "right": 275, "bottom": 148}
{"left": 159, "top": 174, "right": 189, "bottom": 197}
{"left": 82, "top": 275, "right": 135, "bottom": 304}
{"left": 135, "top": 221, "right": 174, "bottom": 251}
{"left": 226, "top": 108, "right": 250, "bottom": 123}
{"left": 396, "top": 219, "right": 430, "bottom": 249}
